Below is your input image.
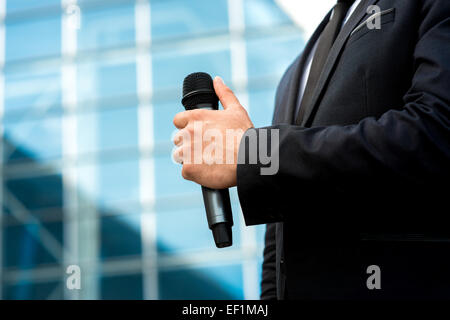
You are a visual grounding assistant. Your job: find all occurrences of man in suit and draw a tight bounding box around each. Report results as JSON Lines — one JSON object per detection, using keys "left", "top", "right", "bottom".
{"left": 173, "top": 0, "right": 450, "bottom": 299}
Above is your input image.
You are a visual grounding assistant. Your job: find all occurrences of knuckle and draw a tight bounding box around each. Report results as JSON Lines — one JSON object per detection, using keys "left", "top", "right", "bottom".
{"left": 191, "top": 109, "right": 205, "bottom": 119}
{"left": 172, "top": 147, "right": 181, "bottom": 163}
{"left": 172, "top": 132, "right": 180, "bottom": 145}
{"left": 173, "top": 114, "right": 184, "bottom": 129}
{"left": 181, "top": 145, "right": 189, "bottom": 160}
{"left": 186, "top": 124, "right": 194, "bottom": 134}
{"left": 173, "top": 130, "right": 185, "bottom": 145}
{"left": 185, "top": 110, "right": 195, "bottom": 120}
{"left": 173, "top": 112, "right": 182, "bottom": 124}
{"left": 238, "top": 106, "right": 248, "bottom": 116}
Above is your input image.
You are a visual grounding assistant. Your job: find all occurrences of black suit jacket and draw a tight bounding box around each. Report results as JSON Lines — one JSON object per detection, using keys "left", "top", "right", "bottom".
{"left": 237, "top": 0, "right": 450, "bottom": 299}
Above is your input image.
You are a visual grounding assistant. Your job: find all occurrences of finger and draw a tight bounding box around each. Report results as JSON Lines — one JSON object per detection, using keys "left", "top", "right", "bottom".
{"left": 173, "top": 111, "right": 190, "bottom": 129}
{"left": 173, "top": 128, "right": 188, "bottom": 146}
{"left": 172, "top": 146, "right": 184, "bottom": 164}
{"left": 213, "top": 76, "right": 241, "bottom": 110}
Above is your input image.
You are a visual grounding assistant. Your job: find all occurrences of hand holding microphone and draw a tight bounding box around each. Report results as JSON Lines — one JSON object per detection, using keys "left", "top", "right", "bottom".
{"left": 173, "top": 73, "right": 253, "bottom": 247}
{"left": 173, "top": 73, "right": 253, "bottom": 189}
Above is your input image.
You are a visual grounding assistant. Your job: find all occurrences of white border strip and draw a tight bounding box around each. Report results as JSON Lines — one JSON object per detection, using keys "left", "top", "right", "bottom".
{"left": 135, "top": 0, "right": 158, "bottom": 300}
{"left": 61, "top": 0, "right": 81, "bottom": 300}
{"left": 227, "top": 0, "right": 259, "bottom": 300}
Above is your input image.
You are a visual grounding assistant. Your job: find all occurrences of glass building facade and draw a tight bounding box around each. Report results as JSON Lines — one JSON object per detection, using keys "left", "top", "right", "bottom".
{"left": 0, "top": 0, "right": 306, "bottom": 299}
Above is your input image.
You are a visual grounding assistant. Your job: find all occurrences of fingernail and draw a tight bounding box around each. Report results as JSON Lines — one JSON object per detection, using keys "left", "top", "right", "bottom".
{"left": 215, "top": 76, "right": 224, "bottom": 85}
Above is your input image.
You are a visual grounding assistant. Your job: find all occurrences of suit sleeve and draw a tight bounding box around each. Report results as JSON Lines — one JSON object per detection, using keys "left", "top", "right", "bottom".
{"left": 237, "top": 1, "right": 450, "bottom": 227}
{"left": 260, "top": 223, "right": 277, "bottom": 300}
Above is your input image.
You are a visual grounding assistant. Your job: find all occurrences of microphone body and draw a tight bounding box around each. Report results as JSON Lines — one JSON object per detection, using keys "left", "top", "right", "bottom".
{"left": 181, "top": 72, "right": 233, "bottom": 248}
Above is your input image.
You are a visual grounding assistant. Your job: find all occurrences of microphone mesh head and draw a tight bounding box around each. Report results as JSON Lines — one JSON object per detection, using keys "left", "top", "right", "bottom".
{"left": 182, "top": 72, "right": 218, "bottom": 110}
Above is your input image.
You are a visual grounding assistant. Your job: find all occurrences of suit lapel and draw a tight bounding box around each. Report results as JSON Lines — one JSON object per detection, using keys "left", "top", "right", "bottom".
{"left": 297, "top": 0, "right": 379, "bottom": 127}
{"left": 277, "top": 11, "right": 332, "bottom": 125}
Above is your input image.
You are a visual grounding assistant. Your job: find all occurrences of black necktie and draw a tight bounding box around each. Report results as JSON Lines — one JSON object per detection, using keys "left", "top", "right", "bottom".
{"left": 296, "top": 0, "right": 356, "bottom": 123}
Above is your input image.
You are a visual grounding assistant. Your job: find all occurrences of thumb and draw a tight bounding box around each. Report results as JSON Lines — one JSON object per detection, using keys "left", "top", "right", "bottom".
{"left": 213, "top": 76, "right": 241, "bottom": 110}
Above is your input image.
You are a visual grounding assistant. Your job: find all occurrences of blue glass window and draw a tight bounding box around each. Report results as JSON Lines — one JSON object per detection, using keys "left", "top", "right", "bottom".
{"left": 152, "top": 47, "right": 231, "bottom": 91}
{"left": 100, "top": 214, "right": 142, "bottom": 259}
{"left": 151, "top": 0, "right": 229, "bottom": 41}
{"left": 77, "top": 56, "right": 137, "bottom": 103}
{"left": 159, "top": 264, "right": 244, "bottom": 299}
{"left": 1, "top": 0, "right": 304, "bottom": 300}
{"left": 157, "top": 207, "right": 221, "bottom": 253}
{"left": 77, "top": 159, "right": 140, "bottom": 211}
{"left": 98, "top": 159, "right": 140, "bottom": 207}
{"left": 248, "top": 88, "right": 277, "bottom": 128}
{"left": 3, "top": 66, "right": 61, "bottom": 117}
{"left": 157, "top": 204, "right": 242, "bottom": 254}
{"left": 5, "top": 16, "right": 61, "bottom": 62}
{"left": 3, "top": 116, "right": 62, "bottom": 163}
{"left": 3, "top": 280, "right": 62, "bottom": 300}
{"left": 246, "top": 34, "right": 304, "bottom": 81}
{"left": 244, "top": 0, "right": 292, "bottom": 29}
{"left": 78, "top": 2, "right": 135, "bottom": 52}
{"left": 3, "top": 221, "right": 63, "bottom": 269}
{"left": 5, "top": 175, "right": 63, "bottom": 213}
{"left": 77, "top": 106, "right": 138, "bottom": 155}
{"left": 255, "top": 224, "right": 267, "bottom": 247}
{"left": 154, "top": 154, "right": 199, "bottom": 197}
{"left": 6, "top": 0, "right": 60, "bottom": 13}
{"left": 153, "top": 99, "right": 180, "bottom": 144}
{"left": 101, "top": 274, "right": 143, "bottom": 300}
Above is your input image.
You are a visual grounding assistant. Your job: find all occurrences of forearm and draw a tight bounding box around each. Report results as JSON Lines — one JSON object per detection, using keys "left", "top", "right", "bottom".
{"left": 237, "top": 96, "right": 449, "bottom": 226}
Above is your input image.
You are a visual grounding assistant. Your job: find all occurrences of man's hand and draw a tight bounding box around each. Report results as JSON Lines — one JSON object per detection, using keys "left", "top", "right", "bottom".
{"left": 172, "top": 76, "right": 254, "bottom": 189}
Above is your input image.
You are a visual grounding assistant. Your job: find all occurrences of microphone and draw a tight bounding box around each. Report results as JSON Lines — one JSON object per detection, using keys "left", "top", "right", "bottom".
{"left": 181, "top": 72, "right": 233, "bottom": 248}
